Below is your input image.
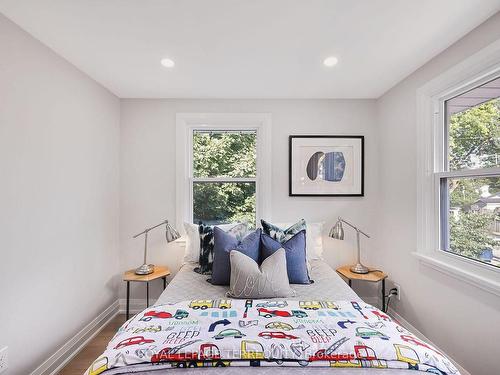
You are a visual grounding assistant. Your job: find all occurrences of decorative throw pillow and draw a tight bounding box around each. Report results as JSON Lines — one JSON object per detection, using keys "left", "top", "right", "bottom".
{"left": 184, "top": 222, "right": 248, "bottom": 263}
{"left": 183, "top": 222, "right": 201, "bottom": 263}
{"left": 260, "top": 230, "right": 310, "bottom": 284}
{"left": 194, "top": 222, "right": 247, "bottom": 275}
{"left": 273, "top": 221, "right": 324, "bottom": 260}
{"left": 211, "top": 228, "right": 261, "bottom": 285}
{"left": 261, "top": 219, "right": 306, "bottom": 243}
{"left": 227, "top": 248, "right": 296, "bottom": 299}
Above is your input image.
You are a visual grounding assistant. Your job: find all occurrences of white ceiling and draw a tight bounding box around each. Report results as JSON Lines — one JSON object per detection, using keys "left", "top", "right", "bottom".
{"left": 1, "top": 0, "right": 499, "bottom": 99}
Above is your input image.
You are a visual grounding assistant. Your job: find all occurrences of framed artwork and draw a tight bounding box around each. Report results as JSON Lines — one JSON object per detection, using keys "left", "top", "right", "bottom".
{"left": 289, "top": 135, "right": 364, "bottom": 196}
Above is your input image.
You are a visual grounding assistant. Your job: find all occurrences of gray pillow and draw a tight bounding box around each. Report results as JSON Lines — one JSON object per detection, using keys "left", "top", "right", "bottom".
{"left": 227, "top": 248, "right": 296, "bottom": 299}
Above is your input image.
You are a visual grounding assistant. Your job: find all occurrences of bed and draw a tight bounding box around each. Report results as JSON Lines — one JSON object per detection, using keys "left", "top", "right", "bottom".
{"left": 87, "top": 260, "right": 459, "bottom": 375}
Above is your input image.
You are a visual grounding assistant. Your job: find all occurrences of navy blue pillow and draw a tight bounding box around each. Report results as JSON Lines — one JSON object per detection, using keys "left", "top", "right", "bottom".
{"left": 194, "top": 223, "right": 247, "bottom": 275}
{"left": 260, "top": 230, "right": 310, "bottom": 284}
{"left": 211, "top": 228, "right": 261, "bottom": 285}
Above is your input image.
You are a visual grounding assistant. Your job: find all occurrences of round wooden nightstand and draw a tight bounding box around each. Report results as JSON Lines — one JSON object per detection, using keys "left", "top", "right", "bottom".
{"left": 123, "top": 266, "right": 171, "bottom": 319}
{"left": 336, "top": 265, "right": 388, "bottom": 312}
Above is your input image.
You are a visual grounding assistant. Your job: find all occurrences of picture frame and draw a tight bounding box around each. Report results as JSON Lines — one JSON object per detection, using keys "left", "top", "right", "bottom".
{"left": 289, "top": 135, "right": 364, "bottom": 196}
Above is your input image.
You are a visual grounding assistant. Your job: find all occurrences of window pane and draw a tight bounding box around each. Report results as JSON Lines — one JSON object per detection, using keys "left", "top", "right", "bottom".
{"left": 193, "top": 130, "right": 256, "bottom": 178}
{"left": 443, "top": 175, "right": 500, "bottom": 267}
{"left": 193, "top": 182, "right": 256, "bottom": 227}
{"left": 446, "top": 77, "right": 500, "bottom": 171}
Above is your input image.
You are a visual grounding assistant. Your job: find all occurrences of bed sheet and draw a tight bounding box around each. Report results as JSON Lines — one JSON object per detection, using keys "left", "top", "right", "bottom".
{"left": 156, "top": 260, "right": 361, "bottom": 305}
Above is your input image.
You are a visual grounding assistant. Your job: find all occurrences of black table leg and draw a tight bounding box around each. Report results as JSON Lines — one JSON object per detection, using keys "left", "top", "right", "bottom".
{"left": 163, "top": 276, "right": 166, "bottom": 289}
{"left": 382, "top": 278, "right": 386, "bottom": 312}
{"left": 348, "top": 279, "right": 352, "bottom": 287}
{"left": 126, "top": 281, "right": 130, "bottom": 320}
{"left": 146, "top": 281, "right": 149, "bottom": 308}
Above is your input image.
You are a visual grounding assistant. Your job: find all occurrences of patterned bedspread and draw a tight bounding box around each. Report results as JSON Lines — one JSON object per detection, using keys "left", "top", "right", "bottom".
{"left": 86, "top": 299, "right": 459, "bottom": 375}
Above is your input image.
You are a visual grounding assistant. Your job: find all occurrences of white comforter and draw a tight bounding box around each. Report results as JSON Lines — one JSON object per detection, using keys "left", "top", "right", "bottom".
{"left": 87, "top": 299, "right": 458, "bottom": 375}
{"left": 92, "top": 261, "right": 461, "bottom": 375}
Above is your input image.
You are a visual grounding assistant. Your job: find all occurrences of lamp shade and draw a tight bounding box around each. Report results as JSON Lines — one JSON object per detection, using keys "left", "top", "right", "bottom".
{"left": 329, "top": 219, "right": 344, "bottom": 240}
{"left": 165, "top": 221, "right": 181, "bottom": 243}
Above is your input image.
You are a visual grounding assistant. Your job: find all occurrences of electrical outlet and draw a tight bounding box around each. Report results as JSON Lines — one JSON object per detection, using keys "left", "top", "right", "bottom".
{"left": 0, "top": 346, "right": 8, "bottom": 374}
{"left": 394, "top": 283, "right": 401, "bottom": 301}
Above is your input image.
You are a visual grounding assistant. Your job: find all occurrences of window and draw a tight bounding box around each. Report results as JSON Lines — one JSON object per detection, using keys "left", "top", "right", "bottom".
{"left": 416, "top": 44, "right": 500, "bottom": 294}
{"left": 439, "top": 77, "right": 500, "bottom": 267}
{"left": 192, "top": 130, "right": 257, "bottom": 226}
{"left": 176, "top": 113, "right": 271, "bottom": 231}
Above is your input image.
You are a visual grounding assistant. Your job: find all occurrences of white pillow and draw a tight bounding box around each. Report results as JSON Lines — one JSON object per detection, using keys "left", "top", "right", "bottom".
{"left": 183, "top": 222, "right": 201, "bottom": 263}
{"left": 274, "top": 222, "right": 324, "bottom": 260}
{"left": 183, "top": 222, "right": 248, "bottom": 263}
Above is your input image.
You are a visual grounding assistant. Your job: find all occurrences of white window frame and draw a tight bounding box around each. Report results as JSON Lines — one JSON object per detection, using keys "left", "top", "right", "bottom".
{"left": 415, "top": 39, "right": 500, "bottom": 296}
{"left": 175, "top": 113, "right": 272, "bottom": 232}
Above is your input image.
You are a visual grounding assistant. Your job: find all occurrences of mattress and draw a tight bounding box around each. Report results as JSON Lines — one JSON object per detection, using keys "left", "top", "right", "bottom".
{"left": 156, "top": 260, "right": 360, "bottom": 305}
{"left": 117, "top": 261, "right": 416, "bottom": 375}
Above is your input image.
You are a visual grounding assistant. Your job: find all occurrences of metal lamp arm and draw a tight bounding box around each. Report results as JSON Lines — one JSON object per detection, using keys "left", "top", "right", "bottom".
{"left": 133, "top": 220, "right": 168, "bottom": 238}
{"left": 338, "top": 217, "right": 370, "bottom": 238}
{"left": 132, "top": 218, "right": 179, "bottom": 275}
{"left": 133, "top": 219, "right": 168, "bottom": 272}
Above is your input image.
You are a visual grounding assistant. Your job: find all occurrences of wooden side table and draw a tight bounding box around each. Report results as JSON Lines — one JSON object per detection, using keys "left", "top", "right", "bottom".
{"left": 336, "top": 265, "right": 388, "bottom": 312}
{"left": 123, "top": 266, "right": 171, "bottom": 319}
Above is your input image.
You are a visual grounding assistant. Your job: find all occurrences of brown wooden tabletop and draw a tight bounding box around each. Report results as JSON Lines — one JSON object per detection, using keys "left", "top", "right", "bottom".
{"left": 336, "top": 265, "right": 387, "bottom": 282}
{"left": 123, "top": 265, "right": 170, "bottom": 282}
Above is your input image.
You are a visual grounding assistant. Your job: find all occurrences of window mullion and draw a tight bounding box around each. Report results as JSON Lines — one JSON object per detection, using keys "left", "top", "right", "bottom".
{"left": 192, "top": 177, "right": 257, "bottom": 183}
{"left": 436, "top": 167, "right": 500, "bottom": 179}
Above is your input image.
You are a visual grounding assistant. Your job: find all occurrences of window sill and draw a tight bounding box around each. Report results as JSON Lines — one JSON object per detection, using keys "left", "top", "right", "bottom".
{"left": 412, "top": 251, "right": 500, "bottom": 297}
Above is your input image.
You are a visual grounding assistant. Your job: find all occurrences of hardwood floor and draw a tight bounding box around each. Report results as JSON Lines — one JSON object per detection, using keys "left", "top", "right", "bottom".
{"left": 59, "top": 314, "right": 125, "bottom": 375}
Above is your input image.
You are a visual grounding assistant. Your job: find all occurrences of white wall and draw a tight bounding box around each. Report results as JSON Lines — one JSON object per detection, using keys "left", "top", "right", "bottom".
{"left": 119, "top": 99, "right": 379, "bottom": 301}
{"left": 3, "top": 7, "right": 499, "bottom": 375}
{"left": 376, "top": 12, "right": 500, "bottom": 375}
{"left": 0, "top": 15, "right": 120, "bottom": 375}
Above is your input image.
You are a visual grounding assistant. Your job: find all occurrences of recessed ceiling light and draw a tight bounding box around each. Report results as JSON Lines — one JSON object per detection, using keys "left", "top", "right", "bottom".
{"left": 160, "top": 58, "right": 175, "bottom": 68}
{"left": 323, "top": 56, "right": 338, "bottom": 67}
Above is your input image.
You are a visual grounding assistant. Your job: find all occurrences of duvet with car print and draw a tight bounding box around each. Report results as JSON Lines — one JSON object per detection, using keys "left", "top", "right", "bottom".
{"left": 87, "top": 299, "right": 459, "bottom": 375}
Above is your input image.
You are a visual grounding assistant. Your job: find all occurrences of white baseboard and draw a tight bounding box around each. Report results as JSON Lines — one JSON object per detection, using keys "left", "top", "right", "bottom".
{"left": 118, "top": 298, "right": 149, "bottom": 315}
{"left": 31, "top": 301, "right": 119, "bottom": 375}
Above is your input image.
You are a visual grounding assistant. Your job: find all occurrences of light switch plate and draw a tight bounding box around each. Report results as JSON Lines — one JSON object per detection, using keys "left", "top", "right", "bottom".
{"left": 0, "top": 346, "right": 8, "bottom": 374}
